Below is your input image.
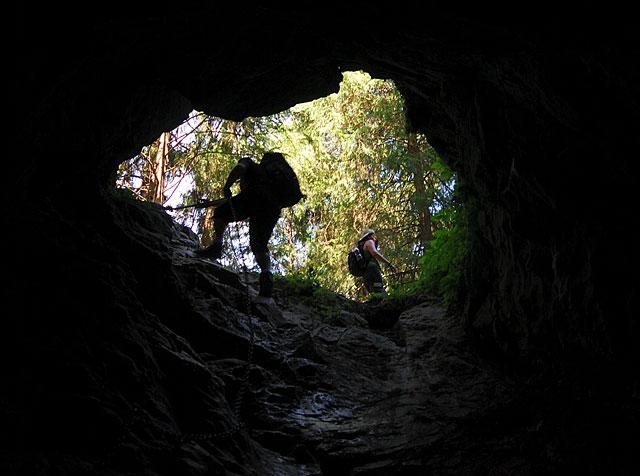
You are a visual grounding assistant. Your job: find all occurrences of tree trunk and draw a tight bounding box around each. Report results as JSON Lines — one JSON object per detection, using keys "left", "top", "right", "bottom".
{"left": 150, "top": 131, "right": 170, "bottom": 204}
{"left": 408, "top": 133, "right": 433, "bottom": 252}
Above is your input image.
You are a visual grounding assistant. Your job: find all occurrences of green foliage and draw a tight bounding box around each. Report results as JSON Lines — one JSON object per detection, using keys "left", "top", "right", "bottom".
{"left": 274, "top": 271, "right": 321, "bottom": 297}
{"left": 408, "top": 212, "right": 468, "bottom": 305}
{"left": 274, "top": 272, "right": 355, "bottom": 323}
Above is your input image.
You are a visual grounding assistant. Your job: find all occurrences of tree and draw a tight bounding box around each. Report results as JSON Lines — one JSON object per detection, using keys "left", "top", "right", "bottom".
{"left": 115, "top": 71, "right": 459, "bottom": 298}
{"left": 149, "top": 131, "right": 169, "bottom": 204}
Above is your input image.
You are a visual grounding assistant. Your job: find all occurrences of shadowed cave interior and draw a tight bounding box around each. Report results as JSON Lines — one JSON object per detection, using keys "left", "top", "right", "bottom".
{"left": 9, "top": 4, "right": 640, "bottom": 475}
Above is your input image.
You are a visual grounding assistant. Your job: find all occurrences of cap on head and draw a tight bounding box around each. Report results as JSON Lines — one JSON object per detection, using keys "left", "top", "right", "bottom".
{"left": 359, "top": 228, "right": 375, "bottom": 241}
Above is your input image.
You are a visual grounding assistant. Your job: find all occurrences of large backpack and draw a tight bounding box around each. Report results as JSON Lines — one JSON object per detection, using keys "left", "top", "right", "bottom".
{"left": 347, "top": 243, "right": 367, "bottom": 277}
{"left": 259, "top": 152, "right": 304, "bottom": 208}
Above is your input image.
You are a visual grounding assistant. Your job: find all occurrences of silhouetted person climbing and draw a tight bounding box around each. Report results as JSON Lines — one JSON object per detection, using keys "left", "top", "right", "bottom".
{"left": 197, "top": 152, "right": 304, "bottom": 300}
{"left": 358, "top": 228, "right": 396, "bottom": 295}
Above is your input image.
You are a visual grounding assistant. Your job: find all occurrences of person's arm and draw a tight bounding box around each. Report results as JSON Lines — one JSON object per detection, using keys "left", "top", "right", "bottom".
{"left": 363, "top": 240, "right": 396, "bottom": 271}
{"left": 223, "top": 160, "right": 249, "bottom": 197}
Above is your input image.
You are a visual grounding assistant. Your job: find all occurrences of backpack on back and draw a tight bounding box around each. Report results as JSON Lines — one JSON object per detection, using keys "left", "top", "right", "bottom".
{"left": 347, "top": 243, "right": 367, "bottom": 277}
{"left": 259, "top": 152, "right": 304, "bottom": 208}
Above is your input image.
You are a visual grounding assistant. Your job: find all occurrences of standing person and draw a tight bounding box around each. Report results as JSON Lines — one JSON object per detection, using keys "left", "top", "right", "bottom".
{"left": 197, "top": 152, "right": 303, "bottom": 300}
{"left": 358, "top": 228, "right": 396, "bottom": 295}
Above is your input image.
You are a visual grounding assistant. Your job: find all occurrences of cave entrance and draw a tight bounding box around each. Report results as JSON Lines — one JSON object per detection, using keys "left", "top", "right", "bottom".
{"left": 115, "top": 71, "right": 461, "bottom": 300}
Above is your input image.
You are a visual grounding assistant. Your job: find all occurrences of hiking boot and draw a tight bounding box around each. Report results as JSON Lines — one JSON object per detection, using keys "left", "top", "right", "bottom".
{"left": 258, "top": 271, "right": 274, "bottom": 298}
{"left": 196, "top": 240, "right": 223, "bottom": 260}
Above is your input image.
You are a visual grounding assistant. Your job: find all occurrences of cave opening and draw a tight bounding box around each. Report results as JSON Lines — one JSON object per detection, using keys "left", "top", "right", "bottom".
{"left": 114, "top": 70, "right": 461, "bottom": 301}
{"left": 12, "top": 5, "right": 640, "bottom": 474}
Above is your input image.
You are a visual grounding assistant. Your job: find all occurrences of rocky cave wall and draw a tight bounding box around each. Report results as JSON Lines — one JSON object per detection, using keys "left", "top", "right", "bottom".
{"left": 10, "top": 4, "right": 640, "bottom": 474}
{"left": 14, "top": 4, "right": 638, "bottom": 370}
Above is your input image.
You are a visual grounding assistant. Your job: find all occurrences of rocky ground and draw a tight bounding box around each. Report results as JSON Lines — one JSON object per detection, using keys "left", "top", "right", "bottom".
{"left": 122, "top": 204, "right": 638, "bottom": 475}
{"left": 170, "top": 249, "right": 637, "bottom": 475}
{"left": 238, "top": 293, "right": 520, "bottom": 475}
{"left": 8, "top": 199, "right": 637, "bottom": 476}
{"left": 158, "top": 220, "right": 526, "bottom": 475}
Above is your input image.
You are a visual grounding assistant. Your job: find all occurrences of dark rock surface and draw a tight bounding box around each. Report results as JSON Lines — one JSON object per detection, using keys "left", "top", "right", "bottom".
{"left": 8, "top": 197, "right": 638, "bottom": 475}
{"left": 10, "top": 5, "right": 640, "bottom": 475}
{"left": 14, "top": 5, "right": 639, "bottom": 368}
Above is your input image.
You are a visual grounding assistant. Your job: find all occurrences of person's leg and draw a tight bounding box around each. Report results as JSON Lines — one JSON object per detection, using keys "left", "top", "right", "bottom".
{"left": 364, "top": 261, "right": 386, "bottom": 295}
{"left": 197, "top": 196, "right": 249, "bottom": 259}
{"left": 203, "top": 217, "right": 227, "bottom": 259}
{"left": 249, "top": 209, "right": 280, "bottom": 297}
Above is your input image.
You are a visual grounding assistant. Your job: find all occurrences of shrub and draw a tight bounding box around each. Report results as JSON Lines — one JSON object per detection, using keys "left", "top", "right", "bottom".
{"left": 414, "top": 221, "right": 468, "bottom": 305}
